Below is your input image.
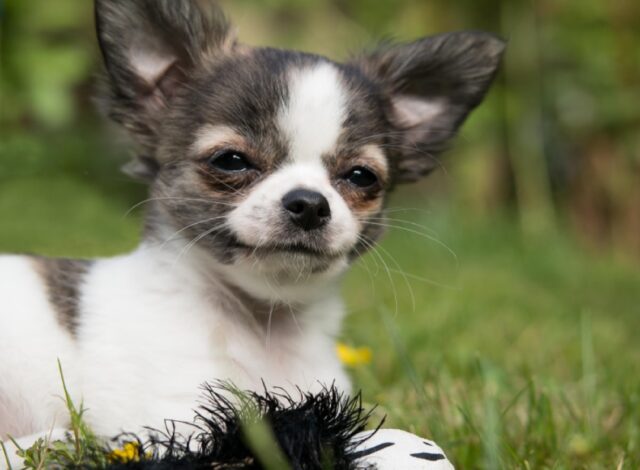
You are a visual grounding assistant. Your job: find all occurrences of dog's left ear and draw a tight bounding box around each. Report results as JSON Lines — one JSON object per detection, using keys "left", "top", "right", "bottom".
{"left": 355, "top": 32, "right": 505, "bottom": 183}
{"left": 95, "top": 0, "right": 235, "bottom": 181}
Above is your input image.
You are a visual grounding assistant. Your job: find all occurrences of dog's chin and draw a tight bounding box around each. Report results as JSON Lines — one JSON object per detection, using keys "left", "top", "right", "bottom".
{"left": 229, "top": 239, "right": 349, "bottom": 277}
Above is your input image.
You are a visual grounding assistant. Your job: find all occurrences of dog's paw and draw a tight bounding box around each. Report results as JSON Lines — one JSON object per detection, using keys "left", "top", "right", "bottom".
{"left": 352, "top": 428, "right": 455, "bottom": 470}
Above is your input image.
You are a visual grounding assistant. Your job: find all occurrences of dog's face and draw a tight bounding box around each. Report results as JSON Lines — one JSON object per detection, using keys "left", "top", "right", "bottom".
{"left": 153, "top": 52, "right": 392, "bottom": 281}
{"left": 95, "top": 0, "right": 504, "bottom": 288}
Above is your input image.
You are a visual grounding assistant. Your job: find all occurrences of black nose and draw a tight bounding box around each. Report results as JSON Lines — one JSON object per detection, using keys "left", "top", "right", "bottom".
{"left": 282, "top": 189, "right": 331, "bottom": 231}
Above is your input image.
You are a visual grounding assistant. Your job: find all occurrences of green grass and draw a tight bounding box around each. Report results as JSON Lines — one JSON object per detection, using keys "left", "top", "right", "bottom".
{"left": 1, "top": 362, "right": 110, "bottom": 469}
{"left": 1, "top": 132, "right": 638, "bottom": 469}
{"left": 342, "top": 212, "right": 640, "bottom": 469}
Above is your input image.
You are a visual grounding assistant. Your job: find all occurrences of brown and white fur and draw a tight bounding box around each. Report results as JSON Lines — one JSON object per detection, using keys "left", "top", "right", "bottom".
{"left": 0, "top": 0, "right": 504, "bottom": 461}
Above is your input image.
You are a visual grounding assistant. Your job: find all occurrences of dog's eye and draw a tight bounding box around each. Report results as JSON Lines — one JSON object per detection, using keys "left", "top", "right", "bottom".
{"left": 344, "top": 166, "right": 378, "bottom": 188}
{"left": 208, "top": 150, "right": 252, "bottom": 172}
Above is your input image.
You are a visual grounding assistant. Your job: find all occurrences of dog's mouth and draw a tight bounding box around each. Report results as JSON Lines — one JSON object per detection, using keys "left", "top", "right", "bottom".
{"left": 229, "top": 240, "right": 340, "bottom": 258}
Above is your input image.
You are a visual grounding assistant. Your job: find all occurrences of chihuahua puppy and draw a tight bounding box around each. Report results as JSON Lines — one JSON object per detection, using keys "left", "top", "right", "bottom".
{"left": 0, "top": 0, "right": 504, "bottom": 451}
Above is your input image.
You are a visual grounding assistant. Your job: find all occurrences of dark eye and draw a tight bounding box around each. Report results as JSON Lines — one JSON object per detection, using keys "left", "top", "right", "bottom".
{"left": 344, "top": 166, "right": 378, "bottom": 188}
{"left": 208, "top": 150, "right": 252, "bottom": 172}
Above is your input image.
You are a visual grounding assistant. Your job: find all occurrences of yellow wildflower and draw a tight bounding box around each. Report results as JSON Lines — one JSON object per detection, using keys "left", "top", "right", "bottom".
{"left": 336, "top": 342, "right": 372, "bottom": 366}
{"left": 109, "top": 442, "right": 142, "bottom": 463}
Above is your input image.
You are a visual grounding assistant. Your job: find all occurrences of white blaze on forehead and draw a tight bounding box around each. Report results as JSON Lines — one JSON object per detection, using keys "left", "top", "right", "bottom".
{"left": 279, "top": 63, "right": 347, "bottom": 164}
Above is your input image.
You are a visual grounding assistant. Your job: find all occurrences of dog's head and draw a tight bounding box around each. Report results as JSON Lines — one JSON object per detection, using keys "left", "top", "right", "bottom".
{"left": 95, "top": 0, "right": 504, "bottom": 298}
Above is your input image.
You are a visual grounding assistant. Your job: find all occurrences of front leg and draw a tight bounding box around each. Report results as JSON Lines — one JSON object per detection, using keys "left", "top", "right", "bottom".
{"left": 1, "top": 429, "right": 68, "bottom": 470}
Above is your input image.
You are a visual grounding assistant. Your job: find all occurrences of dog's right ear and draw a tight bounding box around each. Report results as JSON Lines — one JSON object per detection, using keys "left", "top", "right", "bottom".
{"left": 95, "top": 0, "right": 234, "bottom": 180}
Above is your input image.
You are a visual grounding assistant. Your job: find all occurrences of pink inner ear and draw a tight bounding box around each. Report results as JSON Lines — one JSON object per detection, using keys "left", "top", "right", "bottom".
{"left": 128, "top": 33, "right": 177, "bottom": 89}
{"left": 392, "top": 95, "right": 445, "bottom": 129}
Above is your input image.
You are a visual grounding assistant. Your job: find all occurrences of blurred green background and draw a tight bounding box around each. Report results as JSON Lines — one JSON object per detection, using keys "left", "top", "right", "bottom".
{"left": 1, "top": 0, "right": 639, "bottom": 468}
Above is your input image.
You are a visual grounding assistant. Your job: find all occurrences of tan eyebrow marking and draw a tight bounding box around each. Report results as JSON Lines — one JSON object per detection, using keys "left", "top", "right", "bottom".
{"left": 359, "top": 144, "right": 389, "bottom": 183}
{"left": 192, "top": 124, "right": 245, "bottom": 156}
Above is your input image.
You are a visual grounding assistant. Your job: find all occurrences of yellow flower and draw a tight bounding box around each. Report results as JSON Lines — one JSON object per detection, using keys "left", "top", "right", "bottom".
{"left": 336, "top": 342, "right": 372, "bottom": 367}
{"left": 109, "top": 442, "right": 142, "bottom": 463}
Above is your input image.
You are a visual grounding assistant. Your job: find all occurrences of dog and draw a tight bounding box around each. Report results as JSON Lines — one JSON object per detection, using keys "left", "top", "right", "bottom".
{"left": 0, "top": 0, "right": 504, "bottom": 456}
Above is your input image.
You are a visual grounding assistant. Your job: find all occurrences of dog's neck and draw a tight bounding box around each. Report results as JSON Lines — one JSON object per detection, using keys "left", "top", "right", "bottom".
{"left": 138, "top": 219, "right": 345, "bottom": 333}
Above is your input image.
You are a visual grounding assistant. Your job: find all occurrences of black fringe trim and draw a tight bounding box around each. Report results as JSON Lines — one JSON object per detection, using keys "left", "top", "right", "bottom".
{"left": 106, "top": 383, "right": 380, "bottom": 470}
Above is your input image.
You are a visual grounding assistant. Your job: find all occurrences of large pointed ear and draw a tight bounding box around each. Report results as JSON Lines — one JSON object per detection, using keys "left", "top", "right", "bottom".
{"left": 355, "top": 32, "right": 505, "bottom": 183}
{"left": 95, "top": 0, "right": 234, "bottom": 178}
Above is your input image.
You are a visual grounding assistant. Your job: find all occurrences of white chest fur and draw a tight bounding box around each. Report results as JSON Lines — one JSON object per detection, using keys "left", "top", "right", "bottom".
{"left": 0, "top": 244, "right": 350, "bottom": 439}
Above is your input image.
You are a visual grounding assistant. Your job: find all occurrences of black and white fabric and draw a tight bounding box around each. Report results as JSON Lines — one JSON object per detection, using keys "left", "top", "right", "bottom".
{"left": 352, "top": 429, "right": 454, "bottom": 470}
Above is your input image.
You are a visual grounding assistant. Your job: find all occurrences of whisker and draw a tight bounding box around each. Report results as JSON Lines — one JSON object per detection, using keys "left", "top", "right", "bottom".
{"left": 351, "top": 243, "right": 379, "bottom": 290}
{"left": 382, "top": 207, "right": 433, "bottom": 215}
{"left": 387, "top": 268, "right": 458, "bottom": 290}
{"left": 360, "top": 216, "right": 440, "bottom": 238}
{"left": 286, "top": 302, "right": 304, "bottom": 336}
{"left": 172, "top": 223, "right": 227, "bottom": 266}
{"left": 123, "top": 196, "right": 237, "bottom": 218}
{"left": 265, "top": 301, "right": 275, "bottom": 351}
{"left": 367, "top": 238, "right": 416, "bottom": 313}
{"left": 357, "top": 235, "right": 400, "bottom": 318}
{"left": 361, "top": 221, "right": 458, "bottom": 264}
{"left": 359, "top": 234, "right": 415, "bottom": 314}
{"left": 159, "top": 216, "right": 229, "bottom": 248}
{"left": 206, "top": 173, "right": 249, "bottom": 197}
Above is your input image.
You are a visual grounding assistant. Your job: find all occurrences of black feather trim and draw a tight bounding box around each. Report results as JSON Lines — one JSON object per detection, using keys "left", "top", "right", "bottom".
{"left": 106, "top": 383, "right": 380, "bottom": 470}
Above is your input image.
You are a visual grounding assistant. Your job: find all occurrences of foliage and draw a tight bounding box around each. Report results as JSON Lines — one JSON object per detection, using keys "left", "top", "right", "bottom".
{"left": 1, "top": 0, "right": 95, "bottom": 127}
{"left": 1, "top": 361, "right": 110, "bottom": 469}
